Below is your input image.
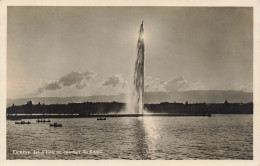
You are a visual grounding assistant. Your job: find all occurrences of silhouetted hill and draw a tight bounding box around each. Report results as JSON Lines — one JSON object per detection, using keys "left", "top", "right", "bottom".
{"left": 144, "top": 90, "right": 252, "bottom": 104}
{"left": 7, "top": 90, "right": 252, "bottom": 107}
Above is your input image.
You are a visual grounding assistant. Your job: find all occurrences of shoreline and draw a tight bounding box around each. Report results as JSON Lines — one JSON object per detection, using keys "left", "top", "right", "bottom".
{"left": 7, "top": 113, "right": 212, "bottom": 120}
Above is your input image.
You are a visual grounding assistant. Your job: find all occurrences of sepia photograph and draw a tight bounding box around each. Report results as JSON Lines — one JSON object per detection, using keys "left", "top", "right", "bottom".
{"left": 0, "top": 1, "right": 260, "bottom": 164}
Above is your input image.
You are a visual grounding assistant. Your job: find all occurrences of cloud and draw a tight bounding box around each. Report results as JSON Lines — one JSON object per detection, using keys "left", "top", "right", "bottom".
{"left": 188, "top": 82, "right": 204, "bottom": 90}
{"left": 234, "top": 83, "right": 253, "bottom": 92}
{"left": 145, "top": 76, "right": 252, "bottom": 93}
{"left": 44, "top": 81, "right": 62, "bottom": 90}
{"left": 102, "top": 75, "right": 125, "bottom": 88}
{"left": 32, "top": 71, "right": 96, "bottom": 95}
{"left": 241, "top": 83, "right": 253, "bottom": 92}
{"left": 144, "top": 77, "right": 166, "bottom": 92}
{"left": 75, "top": 83, "right": 87, "bottom": 89}
{"left": 58, "top": 71, "right": 95, "bottom": 87}
{"left": 145, "top": 75, "right": 205, "bottom": 92}
{"left": 164, "top": 76, "right": 189, "bottom": 91}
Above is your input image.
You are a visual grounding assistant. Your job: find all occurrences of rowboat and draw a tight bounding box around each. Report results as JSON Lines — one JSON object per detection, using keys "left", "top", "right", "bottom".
{"left": 97, "top": 117, "right": 106, "bottom": 120}
{"left": 15, "top": 121, "right": 31, "bottom": 124}
{"left": 50, "top": 123, "right": 62, "bottom": 127}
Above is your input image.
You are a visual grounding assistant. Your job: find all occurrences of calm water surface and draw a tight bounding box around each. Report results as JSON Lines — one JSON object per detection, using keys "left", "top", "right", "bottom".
{"left": 7, "top": 114, "right": 253, "bottom": 160}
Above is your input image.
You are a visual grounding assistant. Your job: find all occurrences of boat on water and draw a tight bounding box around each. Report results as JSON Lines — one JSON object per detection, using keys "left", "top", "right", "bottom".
{"left": 97, "top": 117, "right": 106, "bottom": 120}
{"left": 15, "top": 121, "right": 31, "bottom": 124}
{"left": 50, "top": 123, "right": 62, "bottom": 127}
{"left": 36, "top": 119, "right": 51, "bottom": 123}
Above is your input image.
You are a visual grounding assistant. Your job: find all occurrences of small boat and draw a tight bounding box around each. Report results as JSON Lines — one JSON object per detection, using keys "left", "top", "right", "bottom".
{"left": 50, "top": 123, "right": 62, "bottom": 127}
{"left": 97, "top": 117, "right": 106, "bottom": 120}
{"left": 36, "top": 119, "right": 51, "bottom": 123}
{"left": 15, "top": 121, "right": 31, "bottom": 124}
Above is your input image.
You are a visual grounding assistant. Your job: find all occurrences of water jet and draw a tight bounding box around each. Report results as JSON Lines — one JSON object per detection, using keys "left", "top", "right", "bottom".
{"left": 126, "top": 21, "right": 145, "bottom": 114}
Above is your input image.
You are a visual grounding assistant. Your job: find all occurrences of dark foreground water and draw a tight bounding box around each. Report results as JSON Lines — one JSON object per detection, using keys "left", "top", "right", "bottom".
{"left": 7, "top": 114, "right": 253, "bottom": 160}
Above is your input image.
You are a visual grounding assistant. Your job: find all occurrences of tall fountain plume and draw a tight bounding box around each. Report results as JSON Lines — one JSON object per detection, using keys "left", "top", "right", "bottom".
{"left": 126, "top": 21, "right": 145, "bottom": 114}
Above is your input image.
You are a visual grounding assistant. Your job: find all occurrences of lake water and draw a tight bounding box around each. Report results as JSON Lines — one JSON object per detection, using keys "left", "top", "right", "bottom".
{"left": 7, "top": 114, "right": 253, "bottom": 160}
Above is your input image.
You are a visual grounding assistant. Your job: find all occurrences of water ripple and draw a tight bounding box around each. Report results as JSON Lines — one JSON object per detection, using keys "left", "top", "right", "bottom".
{"left": 7, "top": 115, "right": 252, "bottom": 160}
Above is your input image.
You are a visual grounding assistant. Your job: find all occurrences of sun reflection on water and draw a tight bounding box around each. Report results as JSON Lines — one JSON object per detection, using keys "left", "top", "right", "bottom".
{"left": 136, "top": 116, "right": 159, "bottom": 159}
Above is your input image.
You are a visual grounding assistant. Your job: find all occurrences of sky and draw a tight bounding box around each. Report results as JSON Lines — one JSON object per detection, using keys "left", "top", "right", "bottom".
{"left": 7, "top": 7, "right": 253, "bottom": 99}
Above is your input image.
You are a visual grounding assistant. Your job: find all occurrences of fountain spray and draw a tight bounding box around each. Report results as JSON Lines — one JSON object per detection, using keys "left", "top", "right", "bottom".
{"left": 126, "top": 21, "right": 145, "bottom": 114}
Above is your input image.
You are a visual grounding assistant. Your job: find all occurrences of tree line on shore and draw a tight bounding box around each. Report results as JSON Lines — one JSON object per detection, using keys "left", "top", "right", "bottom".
{"left": 6, "top": 100, "right": 253, "bottom": 115}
